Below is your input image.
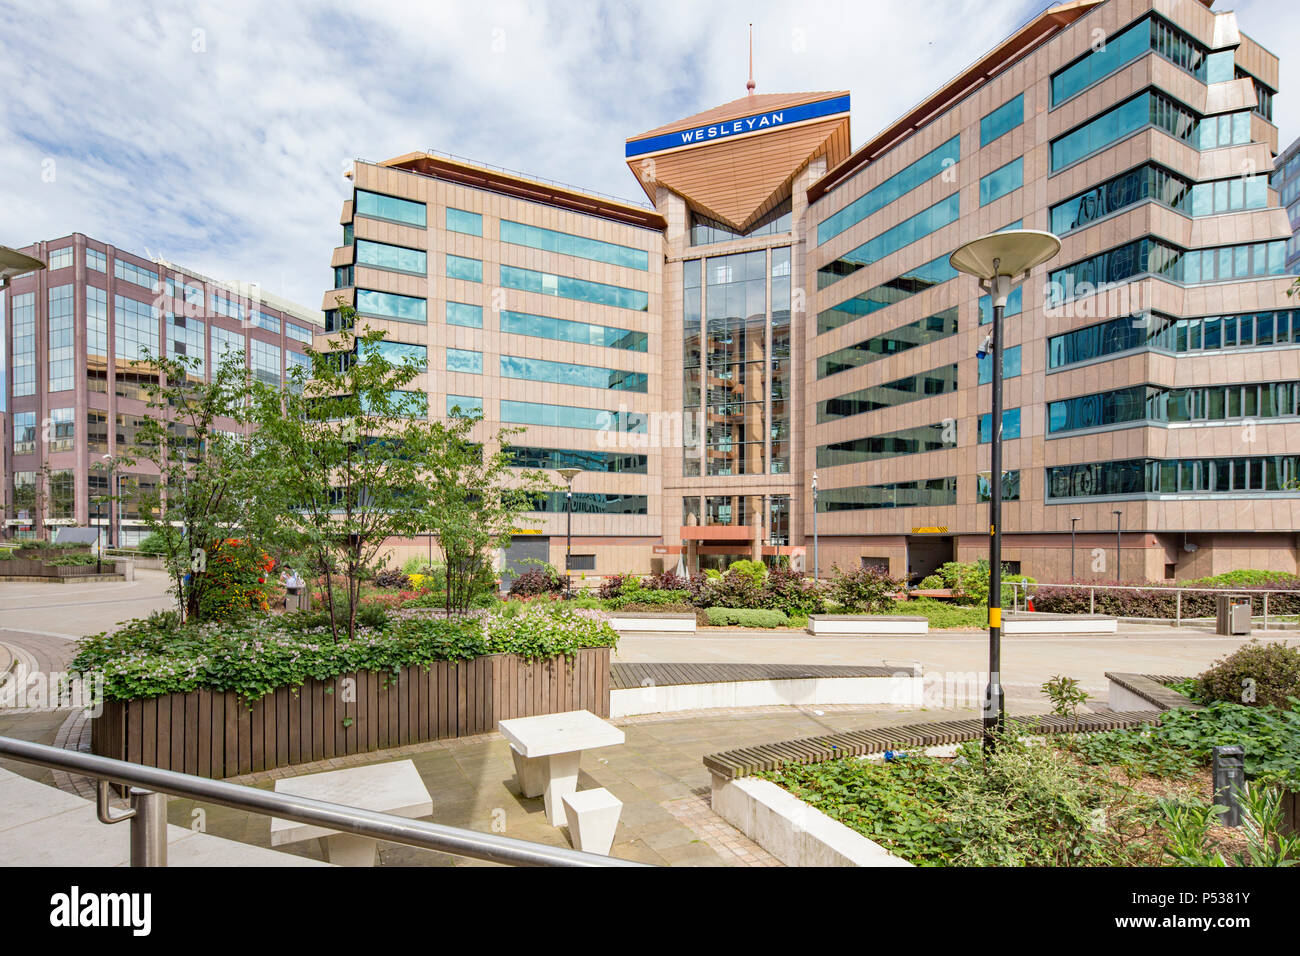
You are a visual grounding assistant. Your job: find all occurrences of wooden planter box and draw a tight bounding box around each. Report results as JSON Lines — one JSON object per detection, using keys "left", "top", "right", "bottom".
{"left": 91, "top": 646, "right": 610, "bottom": 779}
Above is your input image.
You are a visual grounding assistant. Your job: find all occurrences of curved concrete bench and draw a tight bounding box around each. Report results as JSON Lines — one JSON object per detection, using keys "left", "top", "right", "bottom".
{"left": 606, "top": 612, "right": 696, "bottom": 635}
{"left": 609, "top": 662, "right": 922, "bottom": 717}
{"left": 1002, "top": 613, "right": 1117, "bottom": 634}
{"left": 806, "top": 614, "right": 928, "bottom": 636}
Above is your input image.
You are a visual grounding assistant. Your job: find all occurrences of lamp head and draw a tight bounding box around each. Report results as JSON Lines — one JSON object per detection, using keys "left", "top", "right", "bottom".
{"left": 0, "top": 246, "right": 47, "bottom": 289}
{"left": 948, "top": 229, "right": 1061, "bottom": 282}
{"left": 557, "top": 467, "right": 581, "bottom": 484}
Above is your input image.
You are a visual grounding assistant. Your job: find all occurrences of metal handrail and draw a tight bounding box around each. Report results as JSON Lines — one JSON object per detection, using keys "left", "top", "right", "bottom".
{"left": 0, "top": 736, "right": 649, "bottom": 868}
{"left": 1006, "top": 581, "right": 1300, "bottom": 629}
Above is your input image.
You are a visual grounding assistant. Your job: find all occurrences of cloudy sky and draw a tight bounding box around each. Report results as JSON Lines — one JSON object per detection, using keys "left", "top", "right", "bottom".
{"left": 3, "top": 0, "right": 1299, "bottom": 309}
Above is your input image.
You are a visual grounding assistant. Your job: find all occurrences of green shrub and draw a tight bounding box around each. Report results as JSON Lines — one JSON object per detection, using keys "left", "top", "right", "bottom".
{"left": 1197, "top": 641, "right": 1300, "bottom": 710}
{"left": 935, "top": 560, "right": 1033, "bottom": 605}
{"left": 827, "top": 565, "right": 900, "bottom": 612}
{"left": 887, "top": 598, "right": 987, "bottom": 629}
{"left": 705, "top": 607, "right": 789, "bottom": 627}
{"left": 136, "top": 531, "right": 170, "bottom": 555}
{"left": 727, "top": 559, "right": 767, "bottom": 585}
{"left": 917, "top": 574, "right": 944, "bottom": 590}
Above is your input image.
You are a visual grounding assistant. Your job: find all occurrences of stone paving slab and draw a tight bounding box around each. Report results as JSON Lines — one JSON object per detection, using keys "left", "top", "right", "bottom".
{"left": 0, "top": 767, "right": 329, "bottom": 867}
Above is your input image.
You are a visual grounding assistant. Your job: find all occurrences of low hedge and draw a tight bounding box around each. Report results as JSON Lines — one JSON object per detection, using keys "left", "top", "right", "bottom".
{"left": 704, "top": 607, "right": 790, "bottom": 628}
{"left": 72, "top": 603, "right": 618, "bottom": 703}
{"left": 1032, "top": 582, "right": 1300, "bottom": 618}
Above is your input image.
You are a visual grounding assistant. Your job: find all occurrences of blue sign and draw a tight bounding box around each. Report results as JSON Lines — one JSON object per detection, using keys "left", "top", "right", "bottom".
{"left": 625, "top": 94, "right": 850, "bottom": 158}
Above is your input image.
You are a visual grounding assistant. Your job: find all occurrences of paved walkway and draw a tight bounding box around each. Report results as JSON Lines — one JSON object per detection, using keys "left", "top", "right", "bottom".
{"left": 0, "top": 767, "right": 329, "bottom": 867}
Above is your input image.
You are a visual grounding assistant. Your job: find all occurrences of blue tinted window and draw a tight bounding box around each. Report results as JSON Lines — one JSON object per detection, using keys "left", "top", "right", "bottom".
{"left": 979, "top": 158, "right": 1022, "bottom": 206}
{"left": 500, "top": 221, "right": 648, "bottom": 271}
{"left": 980, "top": 94, "right": 1023, "bottom": 147}
{"left": 817, "top": 136, "right": 961, "bottom": 244}
{"left": 447, "top": 254, "right": 483, "bottom": 283}
{"left": 446, "top": 395, "right": 483, "bottom": 417}
{"left": 818, "top": 365, "right": 960, "bottom": 422}
{"left": 1051, "top": 17, "right": 1153, "bottom": 105}
{"left": 447, "top": 348, "right": 482, "bottom": 374}
{"left": 355, "top": 239, "right": 426, "bottom": 274}
{"left": 446, "top": 208, "right": 482, "bottom": 236}
{"left": 817, "top": 254, "right": 957, "bottom": 332}
{"left": 355, "top": 289, "right": 427, "bottom": 323}
{"left": 446, "top": 301, "right": 483, "bottom": 328}
{"left": 500, "top": 400, "right": 646, "bottom": 432}
{"left": 818, "top": 194, "right": 960, "bottom": 286}
{"left": 978, "top": 287, "right": 1023, "bottom": 325}
{"left": 816, "top": 422, "right": 952, "bottom": 467}
{"left": 500, "top": 310, "right": 646, "bottom": 351}
{"left": 355, "top": 190, "right": 426, "bottom": 227}
{"left": 978, "top": 345, "right": 1022, "bottom": 384}
{"left": 500, "top": 355, "right": 646, "bottom": 392}
{"left": 499, "top": 265, "right": 649, "bottom": 311}
{"left": 979, "top": 408, "right": 1022, "bottom": 442}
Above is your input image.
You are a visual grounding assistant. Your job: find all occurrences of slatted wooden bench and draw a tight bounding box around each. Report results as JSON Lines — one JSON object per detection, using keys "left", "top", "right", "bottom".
{"left": 702, "top": 710, "right": 1163, "bottom": 780}
{"left": 1105, "top": 672, "right": 1199, "bottom": 713}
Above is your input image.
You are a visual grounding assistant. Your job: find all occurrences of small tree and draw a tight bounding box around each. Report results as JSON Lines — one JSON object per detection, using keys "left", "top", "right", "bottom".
{"left": 109, "top": 351, "right": 276, "bottom": 621}
{"left": 418, "top": 411, "right": 552, "bottom": 615}
{"left": 249, "top": 313, "right": 436, "bottom": 639}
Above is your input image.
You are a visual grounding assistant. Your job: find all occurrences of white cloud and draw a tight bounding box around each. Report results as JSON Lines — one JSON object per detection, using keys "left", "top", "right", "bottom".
{"left": 1, "top": 0, "right": 1294, "bottom": 308}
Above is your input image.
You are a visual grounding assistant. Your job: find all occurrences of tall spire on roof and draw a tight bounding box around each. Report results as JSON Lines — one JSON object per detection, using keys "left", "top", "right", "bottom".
{"left": 747, "top": 24, "right": 756, "bottom": 94}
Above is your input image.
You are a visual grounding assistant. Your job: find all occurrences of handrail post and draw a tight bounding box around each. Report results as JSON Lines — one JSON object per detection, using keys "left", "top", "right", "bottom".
{"left": 1263, "top": 592, "right": 1268, "bottom": 631}
{"left": 1090, "top": 587, "right": 1094, "bottom": 615}
{"left": 1175, "top": 590, "right": 1181, "bottom": 628}
{"left": 129, "top": 789, "right": 168, "bottom": 867}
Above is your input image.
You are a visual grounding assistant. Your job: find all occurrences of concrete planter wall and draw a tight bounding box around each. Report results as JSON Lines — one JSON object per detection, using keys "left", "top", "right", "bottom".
{"left": 1003, "top": 612, "right": 1117, "bottom": 634}
{"left": 806, "top": 615, "right": 929, "bottom": 636}
{"left": 607, "top": 612, "right": 697, "bottom": 635}
{"left": 91, "top": 646, "right": 610, "bottom": 779}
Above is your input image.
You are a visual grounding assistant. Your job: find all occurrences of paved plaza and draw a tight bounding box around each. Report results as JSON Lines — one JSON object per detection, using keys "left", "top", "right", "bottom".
{"left": 1, "top": 572, "right": 1296, "bottom": 865}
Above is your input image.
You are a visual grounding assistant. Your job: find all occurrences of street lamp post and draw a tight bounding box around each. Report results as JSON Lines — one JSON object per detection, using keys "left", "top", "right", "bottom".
{"left": 949, "top": 230, "right": 1061, "bottom": 750}
{"left": 1113, "top": 510, "right": 1123, "bottom": 584}
{"left": 811, "top": 473, "right": 819, "bottom": 579}
{"left": 557, "top": 468, "right": 581, "bottom": 597}
{"left": 1070, "top": 517, "right": 1079, "bottom": 582}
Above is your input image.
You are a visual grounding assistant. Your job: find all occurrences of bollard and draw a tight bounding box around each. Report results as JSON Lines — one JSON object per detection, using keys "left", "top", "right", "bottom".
{"left": 1212, "top": 745, "right": 1245, "bottom": 828}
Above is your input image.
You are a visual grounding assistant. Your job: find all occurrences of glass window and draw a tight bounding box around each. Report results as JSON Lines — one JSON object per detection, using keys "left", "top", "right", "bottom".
{"left": 817, "top": 421, "right": 952, "bottom": 467}
{"left": 446, "top": 208, "right": 482, "bottom": 236}
{"left": 47, "top": 247, "right": 74, "bottom": 270}
{"left": 446, "top": 395, "right": 483, "bottom": 417}
{"left": 979, "top": 157, "right": 1023, "bottom": 206}
{"left": 86, "top": 249, "right": 106, "bottom": 272}
{"left": 817, "top": 254, "right": 956, "bottom": 330}
{"left": 817, "top": 136, "right": 961, "bottom": 244}
{"left": 980, "top": 94, "right": 1023, "bottom": 146}
{"left": 446, "top": 348, "right": 483, "bottom": 374}
{"left": 114, "top": 259, "right": 158, "bottom": 290}
{"left": 446, "top": 301, "right": 483, "bottom": 328}
{"left": 13, "top": 411, "right": 37, "bottom": 455}
{"left": 508, "top": 447, "right": 648, "bottom": 474}
{"left": 355, "top": 190, "right": 426, "bottom": 227}
{"left": 166, "top": 313, "right": 206, "bottom": 381}
{"left": 818, "top": 194, "right": 960, "bottom": 285}
{"left": 818, "top": 309, "right": 957, "bottom": 378}
{"left": 977, "top": 344, "right": 1021, "bottom": 384}
{"left": 817, "top": 477, "right": 957, "bottom": 512}
{"left": 355, "top": 239, "right": 426, "bottom": 274}
{"left": 1051, "top": 16, "right": 1157, "bottom": 105}
{"left": 979, "top": 408, "right": 1022, "bottom": 443}
{"left": 500, "top": 220, "right": 648, "bottom": 270}
{"left": 499, "top": 400, "right": 646, "bottom": 432}
{"left": 499, "top": 264, "right": 649, "bottom": 311}
{"left": 48, "top": 284, "right": 75, "bottom": 392}
{"left": 250, "top": 338, "right": 281, "bottom": 385}
{"left": 817, "top": 364, "right": 959, "bottom": 422}
{"left": 500, "top": 355, "right": 646, "bottom": 391}
{"left": 355, "top": 289, "right": 427, "bottom": 323}
{"left": 447, "top": 254, "right": 482, "bottom": 283}
{"left": 285, "top": 322, "right": 314, "bottom": 344}
{"left": 500, "top": 310, "right": 647, "bottom": 351}
{"left": 114, "top": 295, "right": 159, "bottom": 361}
